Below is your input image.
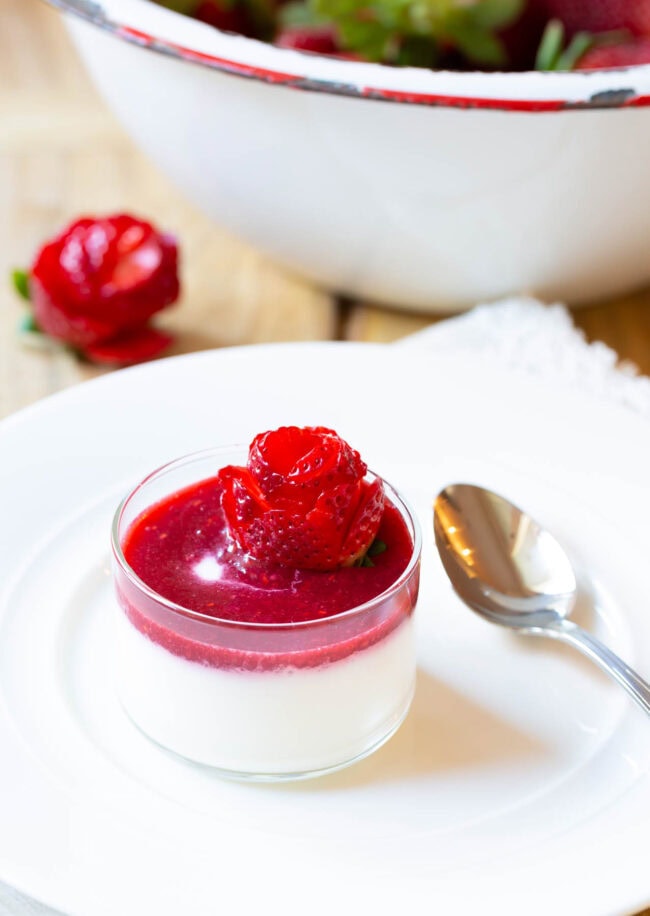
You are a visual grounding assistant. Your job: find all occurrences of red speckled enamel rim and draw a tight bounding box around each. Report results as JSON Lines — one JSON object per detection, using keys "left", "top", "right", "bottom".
{"left": 44, "top": 0, "right": 650, "bottom": 111}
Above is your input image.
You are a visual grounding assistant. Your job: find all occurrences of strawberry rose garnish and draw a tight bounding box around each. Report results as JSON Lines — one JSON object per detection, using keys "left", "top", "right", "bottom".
{"left": 12, "top": 214, "right": 179, "bottom": 365}
{"left": 217, "top": 426, "right": 385, "bottom": 571}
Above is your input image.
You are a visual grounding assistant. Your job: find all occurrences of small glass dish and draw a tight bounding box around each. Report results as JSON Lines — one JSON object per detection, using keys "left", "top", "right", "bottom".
{"left": 111, "top": 446, "right": 422, "bottom": 781}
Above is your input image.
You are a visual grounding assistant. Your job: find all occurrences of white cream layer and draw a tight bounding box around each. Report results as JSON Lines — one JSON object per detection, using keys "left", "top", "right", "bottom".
{"left": 115, "top": 610, "right": 415, "bottom": 776}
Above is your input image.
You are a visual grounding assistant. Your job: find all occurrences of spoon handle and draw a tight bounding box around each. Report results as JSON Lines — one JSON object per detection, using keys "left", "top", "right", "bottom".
{"left": 544, "top": 620, "right": 650, "bottom": 716}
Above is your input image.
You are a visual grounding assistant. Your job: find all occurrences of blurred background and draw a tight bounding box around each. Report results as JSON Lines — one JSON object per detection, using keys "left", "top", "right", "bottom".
{"left": 2, "top": 0, "right": 650, "bottom": 421}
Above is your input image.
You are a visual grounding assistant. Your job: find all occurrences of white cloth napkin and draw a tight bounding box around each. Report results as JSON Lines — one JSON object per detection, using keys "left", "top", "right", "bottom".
{"left": 2, "top": 295, "right": 649, "bottom": 916}
{"left": 396, "top": 296, "right": 650, "bottom": 419}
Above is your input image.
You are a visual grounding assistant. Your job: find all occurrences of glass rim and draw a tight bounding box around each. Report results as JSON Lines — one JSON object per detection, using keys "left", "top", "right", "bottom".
{"left": 111, "top": 444, "right": 422, "bottom": 631}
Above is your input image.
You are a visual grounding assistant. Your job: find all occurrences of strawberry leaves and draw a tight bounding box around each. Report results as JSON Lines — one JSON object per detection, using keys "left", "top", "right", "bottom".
{"left": 534, "top": 17, "right": 635, "bottom": 70}
{"left": 11, "top": 269, "right": 30, "bottom": 302}
{"left": 535, "top": 17, "right": 594, "bottom": 68}
{"left": 357, "top": 538, "right": 387, "bottom": 568}
{"left": 280, "top": 0, "right": 525, "bottom": 66}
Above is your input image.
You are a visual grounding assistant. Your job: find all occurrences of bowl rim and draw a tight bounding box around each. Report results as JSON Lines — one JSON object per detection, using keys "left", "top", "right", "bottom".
{"left": 46, "top": 0, "right": 650, "bottom": 111}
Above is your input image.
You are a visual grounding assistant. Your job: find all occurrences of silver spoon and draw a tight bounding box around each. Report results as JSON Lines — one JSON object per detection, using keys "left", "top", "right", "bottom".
{"left": 434, "top": 483, "right": 650, "bottom": 716}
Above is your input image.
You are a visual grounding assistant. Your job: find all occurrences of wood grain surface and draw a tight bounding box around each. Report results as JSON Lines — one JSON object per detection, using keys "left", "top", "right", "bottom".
{"left": 1, "top": 3, "right": 649, "bottom": 915}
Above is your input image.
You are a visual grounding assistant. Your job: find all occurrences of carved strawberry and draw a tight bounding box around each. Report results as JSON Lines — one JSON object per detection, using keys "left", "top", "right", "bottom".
{"left": 13, "top": 214, "right": 179, "bottom": 366}
{"left": 217, "top": 426, "right": 385, "bottom": 570}
{"left": 248, "top": 426, "right": 366, "bottom": 501}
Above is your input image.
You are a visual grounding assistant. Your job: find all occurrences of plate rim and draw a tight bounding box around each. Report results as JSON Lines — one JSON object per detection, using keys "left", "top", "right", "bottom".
{"left": 1, "top": 340, "right": 650, "bottom": 916}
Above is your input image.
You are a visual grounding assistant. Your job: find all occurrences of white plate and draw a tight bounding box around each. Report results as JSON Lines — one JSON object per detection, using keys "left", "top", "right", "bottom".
{"left": 1, "top": 342, "right": 650, "bottom": 916}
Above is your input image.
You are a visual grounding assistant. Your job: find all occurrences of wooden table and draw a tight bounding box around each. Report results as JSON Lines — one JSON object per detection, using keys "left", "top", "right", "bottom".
{"left": 1, "top": 3, "right": 649, "bottom": 915}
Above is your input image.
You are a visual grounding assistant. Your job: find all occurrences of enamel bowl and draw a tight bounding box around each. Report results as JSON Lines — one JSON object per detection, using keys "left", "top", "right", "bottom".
{"left": 47, "top": 0, "right": 650, "bottom": 311}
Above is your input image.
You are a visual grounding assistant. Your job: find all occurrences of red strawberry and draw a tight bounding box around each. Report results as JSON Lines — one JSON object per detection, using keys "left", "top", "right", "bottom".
{"left": 21, "top": 213, "right": 178, "bottom": 366}
{"left": 216, "top": 427, "right": 385, "bottom": 571}
{"left": 194, "top": 0, "right": 254, "bottom": 36}
{"left": 218, "top": 466, "right": 269, "bottom": 533}
{"left": 538, "top": 0, "right": 650, "bottom": 37}
{"left": 274, "top": 25, "right": 343, "bottom": 54}
{"left": 340, "top": 477, "right": 385, "bottom": 562}
{"left": 83, "top": 326, "right": 173, "bottom": 365}
{"left": 575, "top": 36, "right": 650, "bottom": 67}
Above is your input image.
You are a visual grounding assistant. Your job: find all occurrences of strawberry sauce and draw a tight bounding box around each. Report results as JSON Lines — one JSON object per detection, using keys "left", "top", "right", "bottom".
{"left": 117, "top": 476, "right": 417, "bottom": 671}
{"left": 123, "top": 477, "right": 412, "bottom": 623}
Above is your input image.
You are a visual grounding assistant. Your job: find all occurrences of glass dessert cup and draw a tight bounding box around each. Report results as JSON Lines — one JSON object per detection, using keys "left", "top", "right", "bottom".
{"left": 111, "top": 446, "right": 422, "bottom": 781}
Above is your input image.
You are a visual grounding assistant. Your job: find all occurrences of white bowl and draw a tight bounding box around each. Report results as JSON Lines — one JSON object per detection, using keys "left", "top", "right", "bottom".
{"left": 48, "top": 0, "right": 650, "bottom": 311}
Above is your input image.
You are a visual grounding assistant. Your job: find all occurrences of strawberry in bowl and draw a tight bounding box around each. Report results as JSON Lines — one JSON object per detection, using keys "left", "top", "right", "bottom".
{"left": 161, "top": 0, "right": 650, "bottom": 70}
{"left": 48, "top": 0, "right": 650, "bottom": 311}
{"left": 111, "top": 427, "right": 422, "bottom": 779}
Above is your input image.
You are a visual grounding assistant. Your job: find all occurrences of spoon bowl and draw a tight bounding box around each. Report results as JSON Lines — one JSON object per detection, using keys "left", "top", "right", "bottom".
{"left": 434, "top": 484, "right": 650, "bottom": 716}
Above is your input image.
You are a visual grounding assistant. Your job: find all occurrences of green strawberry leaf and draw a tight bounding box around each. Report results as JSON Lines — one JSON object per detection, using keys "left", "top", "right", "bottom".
{"left": 471, "top": 0, "right": 523, "bottom": 30}
{"left": 535, "top": 19, "right": 565, "bottom": 70}
{"left": 280, "top": 1, "right": 328, "bottom": 27}
{"left": 396, "top": 35, "right": 440, "bottom": 67}
{"left": 354, "top": 537, "right": 387, "bottom": 567}
{"left": 18, "top": 313, "right": 40, "bottom": 334}
{"left": 536, "top": 20, "right": 601, "bottom": 71}
{"left": 556, "top": 31, "right": 594, "bottom": 70}
{"left": 11, "top": 269, "right": 31, "bottom": 302}
{"left": 446, "top": 21, "right": 506, "bottom": 65}
{"left": 16, "top": 313, "right": 65, "bottom": 353}
{"left": 309, "top": 0, "right": 524, "bottom": 66}
{"left": 338, "top": 18, "right": 396, "bottom": 61}
{"left": 367, "top": 539, "right": 387, "bottom": 557}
